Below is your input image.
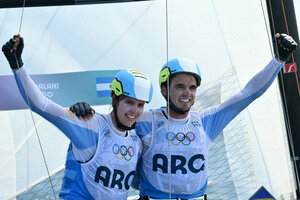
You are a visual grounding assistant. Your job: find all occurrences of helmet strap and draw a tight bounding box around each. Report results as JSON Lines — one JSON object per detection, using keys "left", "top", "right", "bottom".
{"left": 168, "top": 100, "right": 189, "bottom": 115}
{"left": 162, "top": 92, "right": 189, "bottom": 115}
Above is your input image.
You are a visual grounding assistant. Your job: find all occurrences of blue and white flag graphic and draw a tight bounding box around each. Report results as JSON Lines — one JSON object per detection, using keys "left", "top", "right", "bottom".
{"left": 96, "top": 77, "right": 114, "bottom": 97}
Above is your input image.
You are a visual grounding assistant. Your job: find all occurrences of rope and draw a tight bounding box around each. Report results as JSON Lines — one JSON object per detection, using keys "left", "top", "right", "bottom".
{"left": 15, "top": 0, "right": 57, "bottom": 198}
{"left": 164, "top": 0, "right": 171, "bottom": 199}
{"left": 18, "top": 0, "right": 26, "bottom": 33}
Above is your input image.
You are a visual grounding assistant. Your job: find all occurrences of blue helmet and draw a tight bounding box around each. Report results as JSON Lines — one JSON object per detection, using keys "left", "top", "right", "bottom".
{"left": 159, "top": 57, "right": 201, "bottom": 90}
{"left": 111, "top": 69, "right": 153, "bottom": 103}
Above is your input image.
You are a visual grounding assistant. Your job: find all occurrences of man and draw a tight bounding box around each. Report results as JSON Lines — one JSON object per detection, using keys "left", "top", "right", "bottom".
{"left": 70, "top": 33, "right": 297, "bottom": 200}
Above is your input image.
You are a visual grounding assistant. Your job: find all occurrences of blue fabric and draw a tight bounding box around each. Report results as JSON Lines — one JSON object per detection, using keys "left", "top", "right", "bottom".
{"left": 60, "top": 145, "right": 94, "bottom": 200}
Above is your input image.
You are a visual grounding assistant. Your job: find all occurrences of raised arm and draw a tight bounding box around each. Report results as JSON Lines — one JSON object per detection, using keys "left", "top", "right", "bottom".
{"left": 201, "top": 33, "right": 297, "bottom": 142}
{"left": 2, "top": 34, "right": 99, "bottom": 161}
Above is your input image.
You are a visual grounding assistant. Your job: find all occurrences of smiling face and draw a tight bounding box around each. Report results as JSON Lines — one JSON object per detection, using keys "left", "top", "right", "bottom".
{"left": 162, "top": 73, "right": 197, "bottom": 118}
{"left": 113, "top": 96, "right": 145, "bottom": 129}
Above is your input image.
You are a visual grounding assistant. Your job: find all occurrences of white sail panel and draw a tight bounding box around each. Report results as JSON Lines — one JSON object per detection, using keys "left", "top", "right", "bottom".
{"left": 0, "top": 0, "right": 298, "bottom": 199}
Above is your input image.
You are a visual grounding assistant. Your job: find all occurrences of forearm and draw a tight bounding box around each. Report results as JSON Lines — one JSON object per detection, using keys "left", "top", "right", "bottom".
{"left": 202, "top": 57, "right": 283, "bottom": 142}
{"left": 13, "top": 67, "right": 99, "bottom": 151}
{"left": 219, "top": 57, "right": 283, "bottom": 117}
{"left": 243, "top": 57, "right": 283, "bottom": 100}
{"left": 14, "top": 67, "right": 49, "bottom": 114}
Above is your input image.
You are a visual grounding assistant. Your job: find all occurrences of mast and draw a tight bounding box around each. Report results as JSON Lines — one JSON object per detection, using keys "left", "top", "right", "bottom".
{"left": 0, "top": 0, "right": 151, "bottom": 8}
{"left": 266, "top": 0, "right": 300, "bottom": 197}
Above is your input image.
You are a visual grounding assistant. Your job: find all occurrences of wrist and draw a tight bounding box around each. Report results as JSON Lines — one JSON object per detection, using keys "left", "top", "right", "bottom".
{"left": 12, "top": 67, "right": 21, "bottom": 71}
{"left": 275, "top": 56, "right": 286, "bottom": 63}
{"left": 9, "top": 58, "right": 23, "bottom": 70}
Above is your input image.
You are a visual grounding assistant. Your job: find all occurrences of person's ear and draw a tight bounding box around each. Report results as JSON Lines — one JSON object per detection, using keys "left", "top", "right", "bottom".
{"left": 161, "top": 85, "right": 167, "bottom": 97}
{"left": 111, "top": 94, "right": 118, "bottom": 108}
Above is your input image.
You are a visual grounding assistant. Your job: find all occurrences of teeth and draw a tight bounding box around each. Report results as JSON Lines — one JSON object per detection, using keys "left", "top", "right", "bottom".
{"left": 180, "top": 99, "right": 189, "bottom": 103}
{"left": 127, "top": 114, "right": 135, "bottom": 119}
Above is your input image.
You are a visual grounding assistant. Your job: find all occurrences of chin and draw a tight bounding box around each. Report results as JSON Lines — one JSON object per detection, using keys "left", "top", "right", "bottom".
{"left": 124, "top": 122, "right": 134, "bottom": 127}
{"left": 179, "top": 107, "right": 191, "bottom": 113}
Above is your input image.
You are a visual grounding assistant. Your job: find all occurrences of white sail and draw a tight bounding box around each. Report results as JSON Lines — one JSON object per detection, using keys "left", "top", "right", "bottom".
{"left": 0, "top": 0, "right": 299, "bottom": 199}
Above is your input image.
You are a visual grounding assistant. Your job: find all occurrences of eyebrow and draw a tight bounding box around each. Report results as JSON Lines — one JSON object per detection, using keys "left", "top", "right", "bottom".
{"left": 175, "top": 83, "right": 197, "bottom": 87}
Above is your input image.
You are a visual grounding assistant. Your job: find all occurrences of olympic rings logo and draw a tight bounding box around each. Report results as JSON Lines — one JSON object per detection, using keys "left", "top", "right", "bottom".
{"left": 166, "top": 132, "right": 195, "bottom": 146}
{"left": 112, "top": 144, "right": 134, "bottom": 161}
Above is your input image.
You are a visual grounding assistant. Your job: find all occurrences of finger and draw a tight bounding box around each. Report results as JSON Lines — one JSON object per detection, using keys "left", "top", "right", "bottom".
{"left": 290, "top": 40, "right": 298, "bottom": 50}
{"left": 2, "top": 43, "right": 13, "bottom": 53}
{"left": 83, "top": 102, "right": 92, "bottom": 114}
{"left": 13, "top": 35, "right": 20, "bottom": 44}
{"left": 11, "top": 34, "right": 23, "bottom": 52}
{"left": 17, "top": 34, "right": 24, "bottom": 48}
{"left": 291, "top": 43, "right": 298, "bottom": 51}
{"left": 2, "top": 40, "right": 15, "bottom": 53}
{"left": 73, "top": 105, "right": 82, "bottom": 117}
{"left": 83, "top": 116, "right": 88, "bottom": 121}
{"left": 13, "top": 44, "right": 18, "bottom": 51}
{"left": 6, "top": 39, "right": 16, "bottom": 50}
{"left": 284, "top": 37, "right": 297, "bottom": 51}
{"left": 87, "top": 114, "right": 92, "bottom": 120}
{"left": 281, "top": 36, "right": 291, "bottom": 47}
{"left": 19, "top": 37, "right": 24, "bottom": 48}
{"left": 69, "top": 105, "right": 75, "bottom": 113}
{"left": 78, "top": 102, "right": 87, "bottom": 117}
{"left": 278, "top": 33, "right": 287, "bottom": 40}
{"left": 9, "top": 37, "right": 18, "bottom": 51}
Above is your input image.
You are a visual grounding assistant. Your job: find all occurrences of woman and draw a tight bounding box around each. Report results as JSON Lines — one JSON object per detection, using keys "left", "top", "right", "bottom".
{"left": 2, "top": 34, "right": 153, "bottom": 200}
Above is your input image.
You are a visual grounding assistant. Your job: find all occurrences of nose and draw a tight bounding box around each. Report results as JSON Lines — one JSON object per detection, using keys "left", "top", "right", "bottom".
{"left": 183, "top": 87, "right": 192, "bottom": 96}
{"left": 130, "top": 104, "right": 140, "bottom": 115}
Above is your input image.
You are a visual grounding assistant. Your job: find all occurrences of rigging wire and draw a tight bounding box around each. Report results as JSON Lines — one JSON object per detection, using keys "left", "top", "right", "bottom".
{"left": 265, "top": 0, "right": 300, "bottom": 194}
{"left": 18, "top": 0, "right": 26, "bottom": 33}
{"left": 164, "top": 0, "right": 171, "bottom": 199}
{"left": 15, "top": 0, "right": 57, "bottom": 199}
